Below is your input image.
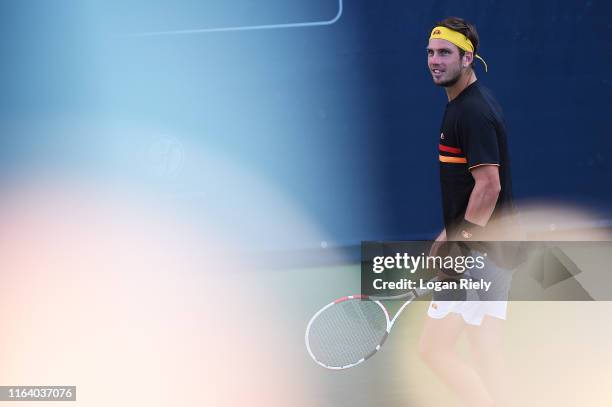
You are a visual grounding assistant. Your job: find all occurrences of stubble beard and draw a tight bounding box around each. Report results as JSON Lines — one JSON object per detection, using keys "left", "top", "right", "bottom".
{"left": 434, "top": 68, "right": 462, "bottom": 88}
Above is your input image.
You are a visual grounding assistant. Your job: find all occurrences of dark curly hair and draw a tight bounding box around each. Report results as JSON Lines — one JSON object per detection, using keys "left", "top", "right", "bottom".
{"left": 433, "top": 17, "right": 480, "bottom": 68}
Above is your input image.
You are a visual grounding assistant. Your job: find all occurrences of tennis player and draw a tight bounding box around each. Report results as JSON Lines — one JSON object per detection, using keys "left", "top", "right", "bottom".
{"left": 419, "top": 17, "right": 516, "bottom": 407}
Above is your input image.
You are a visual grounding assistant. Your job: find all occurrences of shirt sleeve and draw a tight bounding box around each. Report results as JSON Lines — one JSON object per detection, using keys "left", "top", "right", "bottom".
{"left": 458, "top": 104, "right": 500, "bottom": 169}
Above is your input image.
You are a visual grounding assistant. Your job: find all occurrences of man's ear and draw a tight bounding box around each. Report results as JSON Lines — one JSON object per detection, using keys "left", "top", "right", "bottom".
{"left": 463, "top": 52, "right": 474, "bottom": 68}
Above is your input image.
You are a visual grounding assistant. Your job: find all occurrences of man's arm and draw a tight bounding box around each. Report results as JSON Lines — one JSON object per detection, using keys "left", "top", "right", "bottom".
{"left": 429, "top": 228, "right": 447, "bottom": 257}
{"left": 464, "top": 165, "right": 501, "bottom": 226}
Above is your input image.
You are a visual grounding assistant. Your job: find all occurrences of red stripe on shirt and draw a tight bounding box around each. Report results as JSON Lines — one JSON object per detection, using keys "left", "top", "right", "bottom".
{"left": 439, "top": 144, "right": 462, "bottom": 154}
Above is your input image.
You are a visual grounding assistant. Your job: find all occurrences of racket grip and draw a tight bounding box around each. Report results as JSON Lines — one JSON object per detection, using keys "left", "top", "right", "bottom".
{"left": 414, "top": 276, "right": 439, "bottom": 297}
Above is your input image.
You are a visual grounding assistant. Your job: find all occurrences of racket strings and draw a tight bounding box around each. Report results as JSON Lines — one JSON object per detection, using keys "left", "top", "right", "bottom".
{"left": 307, "top": 300, "right": 388, "bottom": 368}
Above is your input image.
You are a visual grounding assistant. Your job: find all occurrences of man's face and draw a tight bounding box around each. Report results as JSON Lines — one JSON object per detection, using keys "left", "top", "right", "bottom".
{"left": 427, "top": 38, "right": 464, "bottom": 87}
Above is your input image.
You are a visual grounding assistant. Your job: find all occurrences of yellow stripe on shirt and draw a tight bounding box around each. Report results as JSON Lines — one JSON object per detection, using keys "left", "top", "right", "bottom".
{"left": 439, "top": 155, "right": 467, "bottom": 164}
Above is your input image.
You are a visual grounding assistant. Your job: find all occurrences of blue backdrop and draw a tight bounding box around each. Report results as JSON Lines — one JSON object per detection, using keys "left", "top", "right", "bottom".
{"left": 1, "top": 0, "right": 610, "bottom": 249}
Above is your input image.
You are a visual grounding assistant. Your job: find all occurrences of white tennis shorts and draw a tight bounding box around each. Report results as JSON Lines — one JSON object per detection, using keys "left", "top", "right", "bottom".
{"left": 427, "top": 300, "right": 508, "bottom": 326}
{"left": 427, "top": 250, "right": 513, "bottom": 326}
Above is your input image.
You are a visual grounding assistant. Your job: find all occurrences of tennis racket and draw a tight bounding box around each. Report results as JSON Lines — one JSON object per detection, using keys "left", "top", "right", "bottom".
{"left": 305, "top": 278, "right": 437, "bottom": 370}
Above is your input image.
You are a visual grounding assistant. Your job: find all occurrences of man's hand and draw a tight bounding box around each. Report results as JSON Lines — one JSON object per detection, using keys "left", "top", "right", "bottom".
{"left": 429, "top": 228, "right": 447, "bottom": 257}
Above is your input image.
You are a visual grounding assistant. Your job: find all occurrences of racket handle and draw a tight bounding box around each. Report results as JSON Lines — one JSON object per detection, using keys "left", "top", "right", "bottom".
{"left": 413, "top": 276, "right": 439, "bottom": 297}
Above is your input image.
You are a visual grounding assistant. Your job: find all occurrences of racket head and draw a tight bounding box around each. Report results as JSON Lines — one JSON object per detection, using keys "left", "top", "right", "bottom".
{"left": 305, "top": 295, "right": 391, "bottom": 370}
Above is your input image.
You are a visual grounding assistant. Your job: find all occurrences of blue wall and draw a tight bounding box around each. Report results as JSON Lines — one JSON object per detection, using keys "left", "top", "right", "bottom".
{"left": 1, "top": 0, "right": 610, "bottom": 248}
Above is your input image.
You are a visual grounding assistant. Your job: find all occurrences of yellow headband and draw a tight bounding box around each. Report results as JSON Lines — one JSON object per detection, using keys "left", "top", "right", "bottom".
{"left": 429, "top": 26, "right": 488, "bottom": 72}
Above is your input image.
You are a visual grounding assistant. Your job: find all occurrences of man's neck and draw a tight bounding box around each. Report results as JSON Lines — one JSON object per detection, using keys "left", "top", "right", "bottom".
{"left": 445, "top": 70, "right": 477, "bottom": 101}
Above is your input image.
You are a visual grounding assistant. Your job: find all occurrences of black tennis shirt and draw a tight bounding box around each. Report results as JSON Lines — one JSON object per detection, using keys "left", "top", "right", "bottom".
{"left": 438, "top": 81, "right": 514, "bottom": 238}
